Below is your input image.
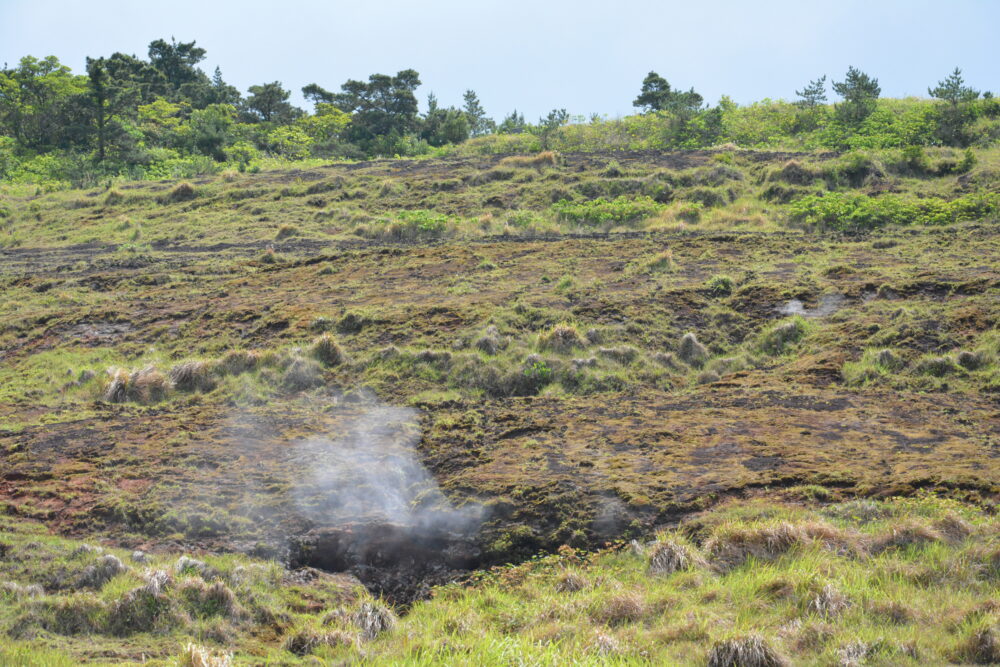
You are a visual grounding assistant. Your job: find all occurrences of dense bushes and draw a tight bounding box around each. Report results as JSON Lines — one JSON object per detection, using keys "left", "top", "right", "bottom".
{"left": 789, "top": 191, "right": 1000, "bottom": 230}
{"left": 551, "top": 195, "right": 664, "bottom": 226}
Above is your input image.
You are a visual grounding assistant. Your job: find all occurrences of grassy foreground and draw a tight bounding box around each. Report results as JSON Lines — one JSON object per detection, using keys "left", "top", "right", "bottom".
{"left": 1, "top": 495, "right": 998, "bottom": 665}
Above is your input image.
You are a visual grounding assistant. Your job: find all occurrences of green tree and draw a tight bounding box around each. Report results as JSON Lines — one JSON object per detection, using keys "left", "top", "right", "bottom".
{"left": 207, "top": 67, "right": 241, "bottom": 106}
{"left": 462, "top": 89, "right": 494, "bottom": 136}
{"left": 929, "top": 67, "right": 979, "bottom": 146}
{"left": 325, "top": 70, "right": 422, "bottom": 149}
{"left": 421, "top": 93, "right": 470, "bottom": 146}
{"left": 147, "top": 38, "right": 207, "bottom": 91}
{"left": 795, "top": 76, "right": 827, "bottom": 108}
{"left": 182, "top": 103, "right": 236, "bottom": 160}
{"left": 633, "top": 71, "right": 703, "bottom": 114}
{"left": 832, "top": 66, "right": 880, "bottom": 126}
{"left": 0, "top": 55, "right": 87, "bottom": 150}
{"left": 244, "top": 81, "right": 300, "bottom": 123}
{"left": 497, "top": 109, "right": 527, "bottom": 134}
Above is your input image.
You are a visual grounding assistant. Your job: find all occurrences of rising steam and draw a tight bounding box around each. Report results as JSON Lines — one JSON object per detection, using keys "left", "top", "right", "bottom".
{"left": 288, "top": 397, "right": 481, "bottom": 534}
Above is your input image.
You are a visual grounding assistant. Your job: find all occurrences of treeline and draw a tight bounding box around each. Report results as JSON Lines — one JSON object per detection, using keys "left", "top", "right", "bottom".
{"left": 1, "top": 38, "right": 998, "bottom": 187}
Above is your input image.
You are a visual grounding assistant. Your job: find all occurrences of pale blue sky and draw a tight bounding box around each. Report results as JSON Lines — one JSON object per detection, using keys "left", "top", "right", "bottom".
{"left": 2, "top": 0, "right": 998, "bottom": 120}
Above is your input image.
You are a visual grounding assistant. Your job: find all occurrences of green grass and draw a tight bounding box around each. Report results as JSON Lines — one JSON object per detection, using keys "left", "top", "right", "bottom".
{"left": 1, "top": 496, "right": 996, "bottom": 664}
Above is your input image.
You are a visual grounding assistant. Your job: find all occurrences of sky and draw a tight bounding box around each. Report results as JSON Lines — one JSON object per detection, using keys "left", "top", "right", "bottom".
{"left": 2, "top": 0, "right": 998, "bottom": 120}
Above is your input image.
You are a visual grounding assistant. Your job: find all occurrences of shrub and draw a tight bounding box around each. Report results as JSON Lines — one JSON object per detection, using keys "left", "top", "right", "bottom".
{"left": 789, "top": 191, "right": 1000, "bottom": 231}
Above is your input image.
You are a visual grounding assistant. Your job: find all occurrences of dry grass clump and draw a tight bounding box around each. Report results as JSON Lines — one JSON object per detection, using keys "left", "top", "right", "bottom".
{"left": 1, "top": 581, "right": 43, "bottom": 599}
{"left": 770, "top": 159, "right": 817, "bottom": 185}
{"left": 169, "top": 361, "right": 217, "bottom": 392}
{"left": 914, "top": 355, "right": 958, "bottom": 377}
{"left": 806, "top": 584, "right": 850, "bottom": 618}
{"left": 103, "top": 367, "right": 129, "bottom": 402}
{"left": 475, "top": 326, "right": 506, "bottom": 355}
{"left": 415, "top": 349, "right": 453, "bottom": 366}
{"left": 652, "top": 351, "right": 683, "bottom": 370}
{"left": 75, "top": 554, "right": 126, "bottom": 590}
{"left": 281, "top": 356, "right": 325, "bottom": 391}
{"left": 217, "top": 349, "right": 260, "bottom": 376}
{"left": 283, "top": 628, "right": 355, "bottom": 656}
{"left": 275, "top": 223, "right": 298, "bottom": 240}
{"left": 591, "top": 630, "right": 623, "bottom": 655}
{"left": 103, "top": 366, "right": 170, "bottom": 403}
{"left": 757, "top": 318, "right": 808, "bottom": 356}
{"left": 597, "top": 346, "right": 640, "bottom": 365}
{"left": 130, "top": 366, "right": 170, "bottom": 402}
{"left": 554, "top": 571, "right": 587, "bottom": 593}
{"left": 645, "top": 249, "right": 675, "bottom": 272}
{"left": 647, "top": 538, "right": 702, "bottom": 576}
{"left": 161, "top": 182, "right": 197, "bottom": 203}
{"left": 353, "top": 601, "right": 397, "bottom": 640}
{"left": 871, "top": 520, "right": 943, "bottom": 553}
{"left": 177, "top": 643, "right": 233, "bottom": 667}
{"left": 705, "top": 521, "right": 857, "bottom": 572}
{"left": 957, "top": 623, "right": 1000, "bottom": 665}
{"left": 678, "top": 332, "right": 709, "bottom": 366}
{"left": 697, "top": 369, "right": 722, "bottom": 385}
{"left": 309, "top": 333, "right": 343, "bottom": 367}
{"left": 35, "top": 592, "right": 107, "bottom": 635}
{"left": 499, "top": 151, "right": 558, "bottom": 169}
{"left": 179, "top": 578, "right": 241, "bottom": 619}
{"left": 571, "top": 356, "right": 598, "bottom": 371}
{"left": 957, "top": 350, "right": 983, "bottom": 370}
{"left": 935, "top": 512, "right": 974, "bottom": 542}
{"left": 591, "top": 592, "right": 647, "bottom": 626}
{"left": 707, "top": 633, "right": 788, "bottom": 667}
{"left": 538, "top": 323, "right": 585, "bottom": 353}
{"left": 107, "top": 570, "right": 175, "bottom": 636}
